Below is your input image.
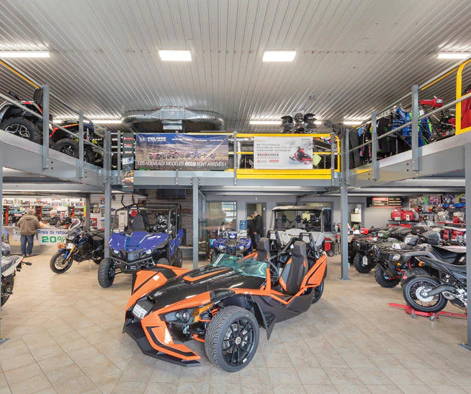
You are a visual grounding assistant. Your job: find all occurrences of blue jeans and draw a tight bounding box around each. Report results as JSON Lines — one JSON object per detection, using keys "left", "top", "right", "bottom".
{"left": 21, "top": 234, "right": 34, "bottom": 256}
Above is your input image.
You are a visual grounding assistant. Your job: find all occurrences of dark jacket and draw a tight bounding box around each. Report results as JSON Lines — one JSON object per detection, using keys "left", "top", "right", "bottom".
{"left": 253, "top": 214, "right": 263, "bottom": 235}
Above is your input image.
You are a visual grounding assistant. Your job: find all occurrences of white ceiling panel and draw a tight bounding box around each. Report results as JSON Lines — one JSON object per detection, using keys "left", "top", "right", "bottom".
{"left": 0, "top": 0, "right": 470, "bottom": 129}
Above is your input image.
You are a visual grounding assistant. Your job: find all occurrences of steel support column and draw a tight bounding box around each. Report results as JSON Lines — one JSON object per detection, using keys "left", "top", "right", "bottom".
{"left": 371, "top": 112, "right": 379, "bottom": 181}
{"left": 0, "top": 160, "right": 6, "bottom": 344}
{"left": 103, "top": 132, "right": 112, "bottom": 259}
{"left": 84, "top": 195, "right": 91, "bottom": 231}
{"left": 41, "top": 85, "right": 49, "bottom": 169}
{"left": 340, "top": 128, "right": 350, "bottom": 280}
{"left": 462, "top": 144, "right": 471, "bottom": 350}
{"left": 411, "top": 84, "right": 420, "bottom": 172}
{"left": 78, "top": 112, "right": 84, "bottom": 178}
{"left": 192, "top": 177, "right": 199, "bottom": 269}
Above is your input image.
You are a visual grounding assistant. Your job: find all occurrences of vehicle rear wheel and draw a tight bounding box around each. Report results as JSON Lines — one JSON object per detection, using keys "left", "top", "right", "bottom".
{"left": 311, "top": 279, "right": 325, "bottom": 304}
{"left": 205, "top": 306, "right": 259, "bottom": 372}
{"left": 403, "top": 276, "right": 447, "bottom": 313}
{"left": 98, "top": 258, "right": 115, "bottom": 288}
{"left": 53, "top": 138, "right": 93, "bottom": 162}
{"left": 375, "top": 266, "right": 400, "bottom": 288}
{"left": 353, "top": 252, "right": 374, "bottom": 273}
{"left": 1, "top": 276, "right": 14, "bottom": 306}
{"left": 1, "top": 117, "right": 41, "bottom": 143}
{"left": 50, "top": 251, "right": 73, "bottom": 273}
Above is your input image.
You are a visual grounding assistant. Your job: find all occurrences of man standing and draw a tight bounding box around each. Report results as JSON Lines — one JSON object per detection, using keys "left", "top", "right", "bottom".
{"left": 17, "top": 208, "right": 40, "bottom": 257}
{"left": 252, "top": 211, "right": 264, "bottom": 242}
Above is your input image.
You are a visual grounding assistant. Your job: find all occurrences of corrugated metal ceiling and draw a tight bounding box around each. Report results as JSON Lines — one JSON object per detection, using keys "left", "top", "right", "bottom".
{"left": 0, "top": 0, "right": 470, "bottom": 129}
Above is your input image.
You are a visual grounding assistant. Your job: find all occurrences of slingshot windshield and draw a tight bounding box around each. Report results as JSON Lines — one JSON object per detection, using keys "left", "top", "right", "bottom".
{"left": 211, "top": 254, "right": 267, "bottom": 279}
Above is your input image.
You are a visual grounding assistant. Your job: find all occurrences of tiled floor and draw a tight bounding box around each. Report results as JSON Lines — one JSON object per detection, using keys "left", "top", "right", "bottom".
{"left": 1, "top": 251, "right": 470, "bottom": 394}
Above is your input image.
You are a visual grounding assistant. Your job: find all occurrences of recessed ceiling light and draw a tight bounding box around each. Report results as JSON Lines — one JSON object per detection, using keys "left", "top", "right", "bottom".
{"left": 0, "top": 51, "right": 50, "bottom": 58}
{"left": 437, "top": 52, "right": 471, "bottom": 60}
{"left": 262, "top": 50, "right": 296, "bottom": 62}
{"left": 159, "top": 50, "right": 192, "bottom": 62}
{"left": 249, "top": 120, "right": 281, "bottom": 125}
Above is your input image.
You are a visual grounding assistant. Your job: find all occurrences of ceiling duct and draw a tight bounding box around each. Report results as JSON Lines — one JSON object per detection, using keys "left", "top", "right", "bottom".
{"left": 122, "top": 106, "right": 224, "bottom": 133}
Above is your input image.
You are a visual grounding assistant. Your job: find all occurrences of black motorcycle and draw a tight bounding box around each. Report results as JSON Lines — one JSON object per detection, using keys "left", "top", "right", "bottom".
{"left": 373, "top": 230, "right": 442, "bottom": 288}
{"left": 50, "top": 224, "right": 104, "bottom": 273}
{"left": 1, "top": 255, "right": 31, "bottom": 306}
{"left": 402, "top": 251, "right": 467, "bottom": 313}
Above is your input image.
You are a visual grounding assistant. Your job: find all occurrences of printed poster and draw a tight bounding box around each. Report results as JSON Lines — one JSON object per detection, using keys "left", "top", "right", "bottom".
{"left": 254, "top": 137, "right": 313, "bottom": 169}
{"left": 135, "top": 133, "right": 228, "bottom": 170}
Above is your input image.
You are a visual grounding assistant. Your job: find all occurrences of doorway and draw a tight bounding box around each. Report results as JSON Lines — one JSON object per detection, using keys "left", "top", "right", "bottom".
{"left": 246, "top": 203, "right": 266, "bottom": 236}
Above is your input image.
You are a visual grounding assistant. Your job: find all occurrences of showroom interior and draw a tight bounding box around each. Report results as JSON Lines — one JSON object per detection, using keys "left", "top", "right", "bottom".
{"left": 1, "top": 0, "right": 471, "bottom": 393}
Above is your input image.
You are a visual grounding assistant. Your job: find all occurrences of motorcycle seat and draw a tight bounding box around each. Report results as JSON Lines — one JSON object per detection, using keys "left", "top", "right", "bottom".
{"left": 431, "top": 245, "right": 465, "bottom": 264}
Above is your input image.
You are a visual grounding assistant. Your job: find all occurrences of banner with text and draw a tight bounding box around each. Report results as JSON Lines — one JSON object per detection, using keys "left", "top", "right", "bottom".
{"left": 135, "top": 133, "right": 228, "bottom": 170}
{"left": 254, "top": 137, "right": 313, "bottom": 169}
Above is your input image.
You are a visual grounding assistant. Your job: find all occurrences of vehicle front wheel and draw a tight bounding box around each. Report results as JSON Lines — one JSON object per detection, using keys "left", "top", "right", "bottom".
{"left": 311, "top": 279, "right": 325, "bottom": 304}
{"left": 403, "top": 276, "right": 447, "bottom": 313}
{"left": 353, "top": 252, "right": 374, "bottom": 273}
{"left": 375, "top": 266, "right": 400, "bottom": 288}
{"left": 50, "top": 251, "right": 73, "bottom": 273}
{"left": 0, "top": 117, "right": 41, "bottom": 143}
{"left": 98, "top": 258, "right": 115, "bottom": 288}
{"left": 1, "top": 276, "right": 14, "bottom": 306}
{"left": 205, "top": 306, "right": 259, "bottom": 372}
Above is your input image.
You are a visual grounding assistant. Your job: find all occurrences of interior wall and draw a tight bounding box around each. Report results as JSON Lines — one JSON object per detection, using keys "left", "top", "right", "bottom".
{"left": 363, "top": 206, "right": 395, "bottom": 228}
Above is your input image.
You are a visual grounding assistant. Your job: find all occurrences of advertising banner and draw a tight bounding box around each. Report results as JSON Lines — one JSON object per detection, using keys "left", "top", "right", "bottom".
{"left": 10, "top": 228, "right": 68, "bottom": 245}
{"left": 135, "top": 134, "right": 229, "bottom": 170}
{"left": 254, "top": 137, "right": 314, "bottom": 169}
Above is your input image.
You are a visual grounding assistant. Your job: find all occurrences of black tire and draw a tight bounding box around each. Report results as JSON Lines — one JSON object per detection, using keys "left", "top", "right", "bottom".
{"left": 49, "top": 251, "right": 74, "bottom": 274}
{"left": 311, "top": 279, "right": 325, "bottom": 304}
{"left": 205, "top": 306, "right": 259, "bottom": 372}
{"left": 403, "top": 276, "right": 448, "bottom": 313}
{"left": 98, "top": 258, "right": 115, "bottom": 288}
{"left": 156, "top": 257, "right": 169, "bottom": 265}
{"left": 0, "top": 117, "right": 41, "bottom": 143}
{"left": 172, "top": 249, "right": 183, "bottom": 267}
{"left": 53, "top": 138, "right": 93, "bottom": 162}
{"left": 375, "top": 266, "right": 400, "bottom": 288}
{"left": 1, "top": 276, "right": 14, "bottom": 306}
{"left": 353, "top": 252, "right": 374, "bottom": 274}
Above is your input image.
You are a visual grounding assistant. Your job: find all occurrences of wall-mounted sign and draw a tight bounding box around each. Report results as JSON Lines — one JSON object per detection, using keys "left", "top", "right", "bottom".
{"left": 135, "top": 133, "right": 228, "bottom": 170}
{"left": 254, "top": 137, "right": 313, "bottom": 169}
{"left": 368, "top": 197, "right": 402, "bottom": 207}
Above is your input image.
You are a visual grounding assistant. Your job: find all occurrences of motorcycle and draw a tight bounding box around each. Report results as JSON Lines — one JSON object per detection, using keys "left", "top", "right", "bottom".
{"left": 402, "top": 252, "right": 467, "bottom": 313}
{"left": 49, "top": 222, "right": 104, "bottom": 273}
{"left": 1, "top": 255, "right": 31, "bottom": 306}
{"left": 208, "top": 230, "right": 252, "bottom": 262}
{"left": 373, "top": 230, "right": 448, "bottom": 288}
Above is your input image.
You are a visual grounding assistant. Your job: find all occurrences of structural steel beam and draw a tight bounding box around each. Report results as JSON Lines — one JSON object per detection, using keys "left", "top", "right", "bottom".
{"left": 103, "top": 132, "right": 112, "bottom": 259}
{"left": 41, "top": 85, "right": 49, "bottom": 170}
{"left": 463, "top": 144, "right": 471, "bottom": 351}
{"left": 0, "top": 160, "right": 6, "bottom": 344}
{"left": 340, "top": 128, "right": 350, "bottom": 280}
{"left": 411, "top": 84, "right": 420, "bottom": 172}
{"left": 192, "top": 177, "right": 199, "bottom": 269}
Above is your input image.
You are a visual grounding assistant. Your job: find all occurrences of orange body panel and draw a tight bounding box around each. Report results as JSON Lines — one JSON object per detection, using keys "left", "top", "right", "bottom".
{"left": 126, "top": 272, "right": 168, "bottom": 310}
{"left": 155, "top": 264, "right": 189, "bottom": 276}
{"left": 183, "top": 268, "right": 229, "bottom": 282}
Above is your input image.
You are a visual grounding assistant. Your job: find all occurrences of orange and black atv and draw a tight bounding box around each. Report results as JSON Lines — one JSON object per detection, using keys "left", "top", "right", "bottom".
{"left": 123, "top": 237, "right": 327, "bottom": 372}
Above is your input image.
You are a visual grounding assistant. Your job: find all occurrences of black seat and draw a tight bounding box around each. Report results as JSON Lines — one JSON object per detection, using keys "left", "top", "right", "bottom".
{"left": 279, "top": 241, "right": 308, "bottom": 295}
{"left": 128, "top": 213, "right": 147, "bottom": 232}
{"left": 256, "top": 237, "right": 270, "bottom": 261}
{"left": 431, "top": 245, "right": 465, "bottom": 264}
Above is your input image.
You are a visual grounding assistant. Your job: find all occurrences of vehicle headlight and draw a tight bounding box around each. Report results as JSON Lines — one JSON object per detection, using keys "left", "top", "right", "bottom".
{"left": 131, "top": 299, "right": 153, "bottom": 320}
{"left": 164, "top": 308, "right": 194, "bottom": 323}
{"left": 218, "top": 245, "right": 225, "bottom": 251}
{"left": 392, "top": 254, "right": 401, "bottom": 261}
{"left": 113, "top": 249, "right": 120, "bottom": 255}
{"left": 239, "top": 245, "right": 245, "bottom": 251}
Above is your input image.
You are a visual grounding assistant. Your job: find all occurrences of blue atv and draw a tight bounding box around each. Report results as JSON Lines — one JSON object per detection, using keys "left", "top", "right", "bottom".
{"left": 98, "top": 200, "right": 184, "bottom": 288}
{"left": 208, "top": 230, "right": 252, "bottom": 262}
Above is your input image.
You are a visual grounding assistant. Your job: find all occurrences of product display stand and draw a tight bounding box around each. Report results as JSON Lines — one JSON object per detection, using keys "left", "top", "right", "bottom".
{"left": 388, "top": 303, "right": 467, "bottom": 321}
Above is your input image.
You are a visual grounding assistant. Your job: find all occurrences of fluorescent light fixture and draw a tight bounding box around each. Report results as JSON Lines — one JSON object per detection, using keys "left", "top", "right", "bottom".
{"left": 437, "top": 52, "right": 471, "bottom": 60}
{"left": 159, "top": 50, "right": 192, "bottom": 62}
{"left": 0, "top": 50, "right": 49, "bottom": 58}
{"left": 91, "top": 119, "right": 122, "bottom": 124}
{"left": 314, "top": 120, "right": 323, "bottom": 126}
{"left": 249, "top": 120, "right": 281, "bottom": 125}
{"left": 263, "top": 50, "right": 296, "bottom": 62}
{"left": 343, "top": 120, "right": 363, "bottom": 126}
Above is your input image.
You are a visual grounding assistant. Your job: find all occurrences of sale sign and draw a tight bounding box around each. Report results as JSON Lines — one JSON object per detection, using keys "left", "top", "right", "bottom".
{"left": 254, "top": 137, "right": 314, "bottom": 169}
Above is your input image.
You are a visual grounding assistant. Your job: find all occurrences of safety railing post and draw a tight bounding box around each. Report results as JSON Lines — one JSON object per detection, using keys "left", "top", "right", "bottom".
{"left": 330, "top": 133, "right": 335, "bottom": 183}
{"left": 41, "top": 85, "right": 49, "bottom": 169}
{"left": 103, "top": 131, "right": 111, "bottom": 259}
{"left": 78, "top": 112, "right": 84, "bottom": 178}
{"left": 233, "top": 132, "right": 238, "bottom": 185}
{"left": 116, "top": 130, "right": 122, "bottom": 171}
{"left": 371, "top": 112, "right": 378, "bottom": 181}
{"left": 192, "top": 177, "right": 199, "bottom": 269}
{"left": 411, "top": 84, "right": 420, "bottom": 172}
{"left": 340, "top": 127, "right": 350, "bottom": 280}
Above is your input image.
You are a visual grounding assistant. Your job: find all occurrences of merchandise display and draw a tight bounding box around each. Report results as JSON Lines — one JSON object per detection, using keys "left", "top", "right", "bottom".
{"left": 123, "top": 238, "right": 326, "bottom": 371}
